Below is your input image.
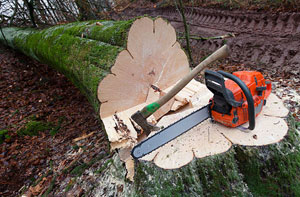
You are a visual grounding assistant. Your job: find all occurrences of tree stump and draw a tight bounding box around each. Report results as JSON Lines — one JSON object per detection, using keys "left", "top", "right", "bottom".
{"left": 1, "top": 17, "right": 299, "bottom": 196}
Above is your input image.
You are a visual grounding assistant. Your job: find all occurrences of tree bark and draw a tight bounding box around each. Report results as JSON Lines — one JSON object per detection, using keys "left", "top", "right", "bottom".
{"left": 0, "top": 19, "right": 299, "bottom": 196}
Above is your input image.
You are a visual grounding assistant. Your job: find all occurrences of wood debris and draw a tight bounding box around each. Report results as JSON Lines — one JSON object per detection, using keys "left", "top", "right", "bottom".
{"left": 73, "top": 131, "right": 96, "bottom": 142}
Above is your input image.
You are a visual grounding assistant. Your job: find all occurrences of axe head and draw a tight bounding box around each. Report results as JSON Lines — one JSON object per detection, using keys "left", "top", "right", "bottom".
{"left": 131, "top": 111, "right": 160, "bottom": 136}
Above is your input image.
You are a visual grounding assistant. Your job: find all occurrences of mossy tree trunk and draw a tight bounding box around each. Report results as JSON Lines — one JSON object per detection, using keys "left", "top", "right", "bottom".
{"left": 1, "top": 20, "right": 300, "bottom": 196}
{"left": 0, "top": 20, "right": 134, "bottom": 112}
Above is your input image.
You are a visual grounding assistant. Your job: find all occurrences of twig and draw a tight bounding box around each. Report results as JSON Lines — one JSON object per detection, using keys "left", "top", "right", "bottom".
{"left": 179, "top": 33, "right": 236, "bottom": 40}
{"left": 174, "top": 0, "right": 194, "bottom": 66}
{"left": 73, "top": 131, "right": 96, "bottom": 142}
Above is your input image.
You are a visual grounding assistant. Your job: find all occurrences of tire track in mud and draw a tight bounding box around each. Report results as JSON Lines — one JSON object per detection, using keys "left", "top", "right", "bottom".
{"left": 123, "top": 7, "right": 300, "bottom": 78}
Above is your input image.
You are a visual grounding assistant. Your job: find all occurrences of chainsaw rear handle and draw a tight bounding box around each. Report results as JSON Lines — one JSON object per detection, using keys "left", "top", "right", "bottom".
{"left": 217, "top": 70, "right": 255, "bottom": 130}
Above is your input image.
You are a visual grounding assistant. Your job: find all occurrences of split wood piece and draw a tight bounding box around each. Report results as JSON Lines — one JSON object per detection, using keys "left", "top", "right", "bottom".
{"left": 119, "top": 148, "right": 135, "bottom": 181}
{"left": 141, "top": 84, "right": 289, "bottom": 169}
{"left": 100, "top": 79, "right": 204, "bottom": 144}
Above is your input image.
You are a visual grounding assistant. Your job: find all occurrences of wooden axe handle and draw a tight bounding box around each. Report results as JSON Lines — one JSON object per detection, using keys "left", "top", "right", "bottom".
{"left": 140, "top": 44, "right": 230, "bottom": 118}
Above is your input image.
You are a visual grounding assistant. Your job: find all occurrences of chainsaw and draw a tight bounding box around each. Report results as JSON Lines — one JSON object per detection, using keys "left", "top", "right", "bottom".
{"left": 131, "top": 69, "right": 272, "bottom": 159}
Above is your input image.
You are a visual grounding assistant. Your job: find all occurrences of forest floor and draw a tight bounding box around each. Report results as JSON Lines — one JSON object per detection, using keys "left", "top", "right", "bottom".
{"left": 0, "top": 46, "right": 111, "bottom": 196}
{"left": 1, "top": 4, "right": 300, "bottom": 197}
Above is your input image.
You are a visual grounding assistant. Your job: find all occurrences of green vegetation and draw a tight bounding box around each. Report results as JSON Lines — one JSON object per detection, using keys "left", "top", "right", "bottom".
{"left": 17, "top": 117, "right": 64, "bottom": 137}
{"left": 234, "top": 116, "right": 300, "bottom": 196}
{"left": 17, "top": 120, "right": 51, "bottom": 136}
{"left": 42, "top": 174, "right": 57, "bottom": 197}
{"left": 95, "top": 158, "right": 113, "bottom": 174}
{"left": 50, "top": 117, "right": 65, "bottom": 136}
{"left": 64, "top": 178, "right": 76, "bottom": 193}
{"left": 0, "top": 129, "right": 11, "bottom": 144}
{"left": 63, "top": 153, "right": 107, "bottom": 177}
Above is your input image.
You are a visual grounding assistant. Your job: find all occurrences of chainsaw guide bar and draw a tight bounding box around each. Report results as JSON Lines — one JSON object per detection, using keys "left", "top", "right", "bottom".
{"left": 131, "top": 105, "right": 210, "bottom": 159}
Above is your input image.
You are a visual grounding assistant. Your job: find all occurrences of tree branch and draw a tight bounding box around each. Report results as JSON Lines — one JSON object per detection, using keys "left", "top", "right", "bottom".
{"left": 175, "top": 0, "right": 194, "bottom": 66}
{"left": 0, "top": 16, "right": 8, "bottom": 45}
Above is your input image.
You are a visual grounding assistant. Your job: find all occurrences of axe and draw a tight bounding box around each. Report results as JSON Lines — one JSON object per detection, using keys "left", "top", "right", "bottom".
{"left": 131, "top": 45, "right": 230, "bottom": 136}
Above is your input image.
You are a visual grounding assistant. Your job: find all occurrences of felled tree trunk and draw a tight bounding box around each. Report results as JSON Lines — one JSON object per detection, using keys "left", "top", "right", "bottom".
{"left": 0, "top": 19, "right": 134, "bottom": 111}
{"left": 1, "top": 18, "right": 300, "bottom": 196}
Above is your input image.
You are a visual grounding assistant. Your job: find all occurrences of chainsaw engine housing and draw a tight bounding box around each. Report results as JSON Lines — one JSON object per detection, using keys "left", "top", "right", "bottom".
{"left": 205, "top": 70, "right": 271, "bottom": 129}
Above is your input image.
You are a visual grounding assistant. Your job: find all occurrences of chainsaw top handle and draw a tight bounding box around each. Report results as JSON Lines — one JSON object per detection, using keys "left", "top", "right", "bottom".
{"left": 205, "top": 70, "right": 255, "bottom": 130}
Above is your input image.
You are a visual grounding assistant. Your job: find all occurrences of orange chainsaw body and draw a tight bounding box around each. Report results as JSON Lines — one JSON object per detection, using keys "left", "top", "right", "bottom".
{"left": 209, "top": 71, "right": 272, "bottom": 128}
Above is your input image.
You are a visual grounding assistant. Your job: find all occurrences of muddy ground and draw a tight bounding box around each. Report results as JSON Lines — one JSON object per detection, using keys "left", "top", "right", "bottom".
{"left": 0, "top": 6, "right": 299, "bottom": 196}
{"left": 123, "top": 7, "right": 300, "bottom": 83}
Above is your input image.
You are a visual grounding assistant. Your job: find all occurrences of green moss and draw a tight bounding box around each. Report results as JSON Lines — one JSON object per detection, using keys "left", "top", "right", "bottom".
{"left": 87, "top": 19, "right": 134, "bottom": 47}
{"left": 135, "top": 161, "right": 201, "bottom": 196}
{"left": 32, "top": 170, "right": 53, "bottom": 187}
{"left": 195, "top": 150, "right": 249, "bottom": 196}
{"left": 134, "top": 146, "right": 255, "bottom": 196}
{"left": 66, "top": 153, "right": 107, "bottom": 177}
{"left": 50, "top": 117, "right": 65, "bottom": 136}
{"left": 1, "top": 18, "right": 149, "bottom": 113}
{"left": 17, "top": 119, "right": 63, "bottom": 137}
{"left": 71, "top": 163, "right": 89, "bottom": 176}
{"left": 9, "top": 21, "right": 127, "bottom": 112}
{"left": 95, "top": 158, "right": 113, "bottom": 174}
{"left": 17, "top": 121, "right": 52, "bottom": 136}
{"left": 0, "top": 129, "right": 10, "bottom": 144}
{"left": 234, "top": 116, "right": 300, "bottom": 196}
